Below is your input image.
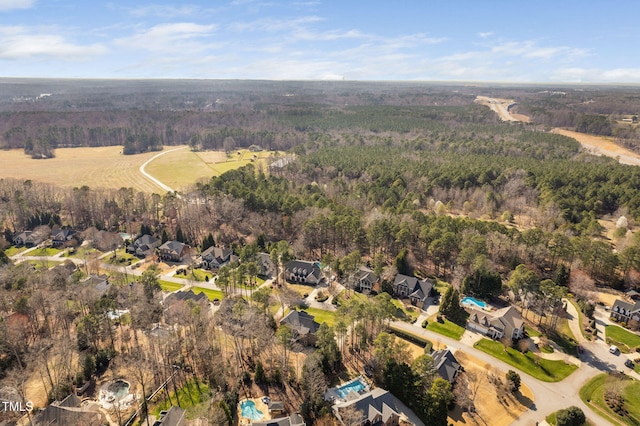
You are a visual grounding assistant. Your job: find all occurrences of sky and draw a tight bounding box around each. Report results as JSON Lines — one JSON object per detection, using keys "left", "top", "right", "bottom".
{"left": 1, "top": 0, "right": 640, "bottom": 82}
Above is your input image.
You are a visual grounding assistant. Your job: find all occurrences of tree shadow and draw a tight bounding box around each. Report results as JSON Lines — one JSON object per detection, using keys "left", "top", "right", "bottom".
{"left": 514, "top": 390, "right": 534, "bottom": 409}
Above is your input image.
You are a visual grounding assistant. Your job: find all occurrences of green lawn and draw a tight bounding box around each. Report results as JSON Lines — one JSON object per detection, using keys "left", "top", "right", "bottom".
{"left": 4, "top": 246, "right": 26, "bottom": 256}
{"left": 580, "top": 373, "right": 640, "bottom": 425}
{"left": 158, "top": 280, "right": 184, "bottom": 292}
{"left": 300, "top": 306, "right": 336, "bottom": 326}
{"left": 474, "top": 338, "right": 577, "bottom": 382}
{"left": 525, "top": 325, "right": 542, "bottom": 337}
{"left": 65, "top": 246, "right": 100, "bottom": 259}
{"left": 426, "top": 317, "right": 465, "bottom": 340}
{"left": 606, "top": 324, "right": 640, "bottom": 353}
{"left": 390, "top": 299, "right": 419, "bottom": 323}
{"left": 31, "top": 247, "right": 62, "bottom": 256}
{"left": 105, "top": 248, "right": 140, "bottom": 265}
{"left": 151, "top": 379, "right": 209, "bottom": 417}
{"left": 550, "top": 316, "right": 579, "bottom": 356}
{"left": 189, "top": 269, "right": 215, "bottom": 282}
{"left": 26, "top": 259, "right": 58, "bottom": 269}
{"left": 192, "top": 286, "right": 225, "bottom": 301}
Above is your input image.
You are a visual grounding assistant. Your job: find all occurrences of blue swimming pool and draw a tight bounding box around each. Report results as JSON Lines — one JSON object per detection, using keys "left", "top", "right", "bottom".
{"left": 461, "top": 296, "right": 487, "bottom": 309}
{"left": 240, "top": 400, "right": 263, "bottom": 421}
{"left": 336, "top": 379, "right": 366, "bottom": 399}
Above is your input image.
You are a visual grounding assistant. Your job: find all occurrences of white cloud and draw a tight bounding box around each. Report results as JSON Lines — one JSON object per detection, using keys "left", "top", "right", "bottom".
{"left": 552, "top": 67, "right": 640, "bottom": 83}
{"left": 115, "top": 23, "right": 218, "bottom": 53}
{"left": 229, "top": 16, "right": 322, "bottom": 33}
{"left": 0, "top": 0, "right": 34, "bottom": 11}
{"left": 478, "top": 31, "right": 494, "bottom": 38}
{"left": 128, "top": 4, "right": 202, "bottom": 18}
{"left": 0, "top": 26, "right": 106, "bottom": 60}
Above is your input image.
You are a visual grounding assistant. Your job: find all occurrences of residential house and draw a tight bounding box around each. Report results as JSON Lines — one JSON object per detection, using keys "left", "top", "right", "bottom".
{"left": 81, "top": 274, "right": 110, "bottom": 295}
{"left": 13, "top": 229, "right": 50, "bottom": 247}
{"left": 626, "top": 290, "right": 640, "bottom": 301}
{"left": 466, "top": 306, "right": 524, "bottom": 340}
{"left": 200, "top": 246, "right": 233, "bottom": 269}
{"left": 356, "top": 267, "right": 378, "bottom": 293}
{"left": 610, "top": 298, "right": 640, "bottom": 324}
{"left": 332, "top": 388, "right": 424, "bottom": 426}
{"left": 127, "top": 234, "right": 161, "bottom": 258}
{"left": 392, "top": 274, "right": 435, "bottom": 309}
{"left": 13, "top": 231, "right": 32, "bottom": 246}
{"left": 257, "top": 252, "right": 276, "bottom": 278}
{"left": 431, "top": 349, "right": 462, "bottom": 384}
{"left": 285, "top": 260, "right": 323, "bottom": 285}
{"left": 253, "top": 414, "right": 306, "bottom": 426}
{"left": 280, "top": 310, "right": 320, "bottom": 345}
{"left": 159, "top": 240, "right": 190, "bottom": 262}
{"left": 163, "top": 290, "right": 209, "bottom": 324}
{"left": 153, "top": 406, "right": 186, "bottom": 426}
{"left": 32, "top": 393, "right": 104, "bottom": 425}
{"left": 51, "top": 229, "right": 76, "bottom": 247}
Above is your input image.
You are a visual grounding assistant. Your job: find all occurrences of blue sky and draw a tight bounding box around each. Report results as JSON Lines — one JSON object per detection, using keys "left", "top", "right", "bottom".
{"left": 1, "top": 0, "right": 639, "bottom": 82}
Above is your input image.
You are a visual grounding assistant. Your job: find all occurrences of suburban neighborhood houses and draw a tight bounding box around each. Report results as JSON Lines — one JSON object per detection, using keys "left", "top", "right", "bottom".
{"left": 6, "top": 215, "right": 640, "bottom": 426}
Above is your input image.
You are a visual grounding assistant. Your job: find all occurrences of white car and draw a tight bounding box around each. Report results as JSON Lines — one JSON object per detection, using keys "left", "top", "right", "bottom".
{"left": 609, "top": 345, "right": 619, "bottom": 354}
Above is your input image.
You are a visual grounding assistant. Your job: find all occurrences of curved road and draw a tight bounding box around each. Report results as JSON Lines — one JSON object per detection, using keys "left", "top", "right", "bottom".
{"left": 138, "top": 146, "right": 188, "bottom": 194}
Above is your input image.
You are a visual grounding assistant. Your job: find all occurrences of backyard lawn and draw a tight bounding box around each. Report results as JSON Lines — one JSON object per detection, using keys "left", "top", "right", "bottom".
{"left": 300, "top": 306, "right": 336, "bottom": 326}
{"left": 192, "top": 286, "right": 225, "bottom": 302}
{"left": 606, "top": 324, "right": 640, "bottom": 353}
{"left": 426, "top": 317, "right": 465, "bottom": 340}
{"left": 474, "top": 338, "right": 577, "bottom": 382}
{"left": 580, "top": 373, "right": 640, "bottom": 425}
{"left": 151, "top": 379, "right": 209, "bottom": 417}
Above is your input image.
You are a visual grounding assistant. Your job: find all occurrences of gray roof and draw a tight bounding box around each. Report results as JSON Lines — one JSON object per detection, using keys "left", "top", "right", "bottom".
{"left": 164, "top": 289, "right": 208, "bottom": 306}
{"left": 153, "top": 406, "right": 186, "bottom": 426}
{"left": 333, "top": 388, "right": 424, "bottom": 426}
{"left": 431, "top": 349, "right": 461, "bottom": 383}
{"left": 285, "top": 260, "right": 321, "bottom": 280}
{"left": 160, "top": 240, "right": 188, "bottom": 256}
{"left": 253, "top": 414, "right": 305, "bottom": 426}
{"left": 280, "top": 310, "right": 320, "bottom": 335}
{"left": 612, "top": 298, "right": 640, "bottom": 315}
{"left": 201, "top": 246, "right": 232, "bottom": 261}
{"left": 32, "top": 395, "right": 103, "bottom": 426}
{"left": 394, "top": 274, "right": 433, "bottom": 302}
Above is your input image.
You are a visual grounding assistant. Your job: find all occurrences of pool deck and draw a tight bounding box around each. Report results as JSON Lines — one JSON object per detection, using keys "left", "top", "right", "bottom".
{"left": 238, "top": 397, "right": 272, "bottom": 425}
{"left": 324, "top": 375, "right": 370, "bottom": 403}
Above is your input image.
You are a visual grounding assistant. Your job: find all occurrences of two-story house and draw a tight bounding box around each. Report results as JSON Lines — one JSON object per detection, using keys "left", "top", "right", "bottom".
{"left": 285, "top": 260, "right": 323, "bottom": 285}
{"left": 392, "top": 274, "right": 435, "bottom": 309}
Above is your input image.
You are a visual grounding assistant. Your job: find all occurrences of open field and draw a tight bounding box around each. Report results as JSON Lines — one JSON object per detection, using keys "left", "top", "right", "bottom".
{"left": 0, "top": 146, "right": 163, "bottom": 192}
{"left": 144, "top": 148, "right": 279, "bottom": 191}
{"left": 0, "top": 146, "right": 279, "bottom": 193}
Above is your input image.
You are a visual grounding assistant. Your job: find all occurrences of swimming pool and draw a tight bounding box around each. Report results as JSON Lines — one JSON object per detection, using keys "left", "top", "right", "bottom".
{"left": 240, "top": 400, "right": 263, "bottom": 421}
{"left": 335, "top": 378, "right": 367, "bottom": 399}
{"left": 461, "top": 296, "right": 487, "bottom": 309}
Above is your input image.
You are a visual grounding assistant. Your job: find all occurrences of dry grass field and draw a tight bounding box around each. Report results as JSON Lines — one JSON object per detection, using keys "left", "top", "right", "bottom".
{"left": 145, "top": 148, "right": 275, "bottom": 190}
{"left": 0, "top": 146, "right": 163, "bottom": 192}
{"left": 0, "top": 146, "right": 278, "bottom": 193}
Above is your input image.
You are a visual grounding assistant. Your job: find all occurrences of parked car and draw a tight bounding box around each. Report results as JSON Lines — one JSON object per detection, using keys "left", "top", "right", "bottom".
{"left": 577, "top": 345, "right": 584, "bottom": 354}
{"left": 610, "top": 345, "right": 620, "bottom": 354}
{"left": 625, "top": 359, "right": 635, "bottom": 368}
